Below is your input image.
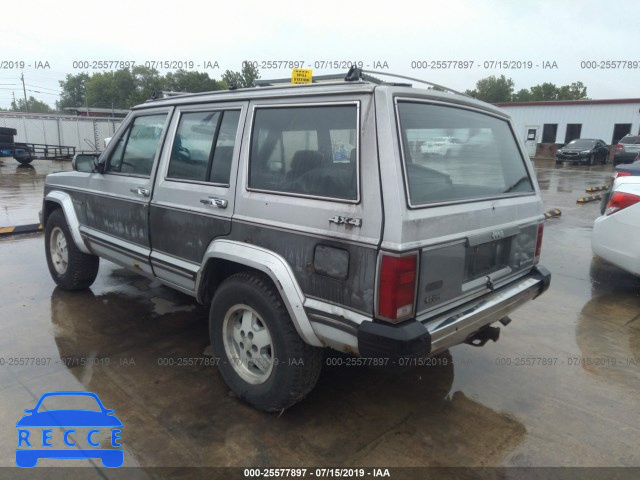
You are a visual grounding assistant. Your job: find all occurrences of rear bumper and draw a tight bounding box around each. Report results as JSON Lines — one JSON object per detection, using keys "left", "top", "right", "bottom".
{"left": 613, "top": 153, "right": 638, "bottom": 164}
{"left": 357, "top": 265, "right": 551, "bottom": 359}
{"left": 592, "top": 212, "right": 640, "bottom": 276}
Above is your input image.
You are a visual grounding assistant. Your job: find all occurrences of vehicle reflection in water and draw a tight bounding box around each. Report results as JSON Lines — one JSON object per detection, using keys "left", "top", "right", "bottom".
{"left": 1, "top": 159, "right": 73, "bottom": 227}
{"left": 575, "top": 258, "right": 640, "bottom": 386}
{"left": 15, "top": 163, "right": 36, "bottom": 173}
{"left": 49, "top": 269, "right": 526, "bottom": 467}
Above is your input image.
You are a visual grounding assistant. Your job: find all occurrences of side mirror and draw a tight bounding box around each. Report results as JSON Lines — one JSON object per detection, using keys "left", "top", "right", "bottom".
{"left": 72, "top": 153, "right": 100, "bottom": 173}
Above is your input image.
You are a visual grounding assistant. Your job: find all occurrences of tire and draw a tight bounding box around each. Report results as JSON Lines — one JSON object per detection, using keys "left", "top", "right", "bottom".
{"left": 587, "top": 154, "right": 594, "bottom": 166}
{"left": 45, "top": 209, "right": 99, "bottom": 290}
{"left": 209, "top": 272, "right": 323, "bottom": 412}
{"left": 15, "top": 157, "right": 33, "bottom": 165}
{"left": 0, "top": 127, "right": 17, "bottom": 136}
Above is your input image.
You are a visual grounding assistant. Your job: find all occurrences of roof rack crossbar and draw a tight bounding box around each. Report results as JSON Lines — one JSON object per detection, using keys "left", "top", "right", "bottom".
{"left": 356, "top": 69, "right": 470, "bottom": 97}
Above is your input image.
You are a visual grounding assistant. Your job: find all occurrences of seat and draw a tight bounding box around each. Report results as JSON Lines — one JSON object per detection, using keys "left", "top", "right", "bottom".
{"left": 284, "top": 150, "right": 326, "bottom": 184}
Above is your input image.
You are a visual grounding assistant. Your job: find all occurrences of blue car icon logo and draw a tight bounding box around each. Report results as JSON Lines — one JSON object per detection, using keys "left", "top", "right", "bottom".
{"left": 16, "top": 391, "right": 123, "bottom": 468}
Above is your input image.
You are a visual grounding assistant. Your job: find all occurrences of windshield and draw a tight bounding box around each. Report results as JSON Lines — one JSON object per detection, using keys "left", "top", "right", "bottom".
{"left": 36, "top": 394, "right": 102, "bottom": 412}
{"left": 396, "top": 102, "right": 534, "bottom": 206}
{"left": 565, "top": 139, "right": 595, "bottom": 148}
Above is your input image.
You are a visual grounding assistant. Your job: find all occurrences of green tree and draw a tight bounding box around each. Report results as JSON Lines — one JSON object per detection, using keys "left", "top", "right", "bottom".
{"left": 465, "top": 75, "right": 515, "bottom": 103}
{"left": 164, "top": 69, "right": 225, "bottom": 93}
{"left": 55, "top": 67, "right": 260, "bottom": 110}
{"left": 128, "top": 66, "right": 164, "bottom": 105}
{"left": 222, "top": 63, "right": 260, "bottom": 88}
{"left": 512, "top": 88, "right": 533, "bottom": 101}
{"left": 85, "top": 69, "right": 135, "bottom": 109}
{"left": 557, "top": 81, "right": 587, "bottom": 100}
{"left": 57, "top": 73, "right": 89, "bottom": 110}
{"left": 529, "top": 82, "right": 561, "bottom": 101}
{"left": 11, "top": 96, "right": 53, "bottom": 113}
{"left": 512, "top": 81, "right": 588, "bottom": 102}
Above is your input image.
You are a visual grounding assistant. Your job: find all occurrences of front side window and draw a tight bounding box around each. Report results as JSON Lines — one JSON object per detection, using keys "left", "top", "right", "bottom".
{"left": 167, "top": 109, "right": 240, "bottom": 184}
{"left": 107, "top": 114, "right": 167, "bottom": 177}
{"left": 249, "top": 105, "right": 358, "bottom": 201}
{"left": 397, "top": 101, "right": 534, "bottom": 206}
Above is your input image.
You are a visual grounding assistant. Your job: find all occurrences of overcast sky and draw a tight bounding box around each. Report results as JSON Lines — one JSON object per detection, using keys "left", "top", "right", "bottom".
{"left": 1, "top": 0, "right": 638, "bottom": 110}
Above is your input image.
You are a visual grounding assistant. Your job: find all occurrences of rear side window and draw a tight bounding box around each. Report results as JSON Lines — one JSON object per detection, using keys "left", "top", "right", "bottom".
{"left": 396, "top": 101, "right": 534, "bottom": 206}
{"left": 249, "top": 104, "right": 358, "bottom": 201}
{"left": 107, "top": 114, "right": 167, "bottom": 177}
{"left": 167, "top": 110, "right": 240, "bottom": 184}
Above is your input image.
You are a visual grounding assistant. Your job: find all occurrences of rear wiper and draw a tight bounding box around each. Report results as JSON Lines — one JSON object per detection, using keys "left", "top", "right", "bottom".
{"left": 504, "top": 175, "right": 531, "bottom": 193}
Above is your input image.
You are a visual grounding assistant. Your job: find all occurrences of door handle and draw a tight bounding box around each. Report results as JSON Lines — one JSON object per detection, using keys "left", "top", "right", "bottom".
{"left": 130, "top": 187, "right": 150, "bottom": 197}
{"left": 200, "top": 197, "right": 228, "bottom": 209}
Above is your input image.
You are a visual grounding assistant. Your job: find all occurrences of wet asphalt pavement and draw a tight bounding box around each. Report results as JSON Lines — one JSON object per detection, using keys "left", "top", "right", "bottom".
{"left": 0, "top": 157, "right": 639, "bottom": 478}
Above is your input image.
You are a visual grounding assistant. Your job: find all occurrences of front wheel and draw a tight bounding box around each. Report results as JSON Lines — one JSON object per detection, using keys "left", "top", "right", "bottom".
{"left": 587, "top": 154, "right": 594, "bottom": 166}
{"left": 209, "top": 272, "right": 323, "bottom": 412}
{"left": 45, "top": 209, "right": 99, "bottom": 290}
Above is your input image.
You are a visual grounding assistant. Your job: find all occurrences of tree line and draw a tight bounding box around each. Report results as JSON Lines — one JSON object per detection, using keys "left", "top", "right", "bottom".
{"left": 465, "top": 75, "right": 588, "bottom": 102}
{"left": 1, "top": 68, "right": 587, "bottom": 114}
{"left": 1, "top": 64, "right": 260, "bottom": 114}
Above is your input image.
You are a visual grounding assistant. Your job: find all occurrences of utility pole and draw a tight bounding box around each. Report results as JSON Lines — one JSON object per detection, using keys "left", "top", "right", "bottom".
{"left": 12, "top": 91, "right": 16, "bottom": 110}
{"left": 20, "top": 72, "right": 28, "bottom": 113}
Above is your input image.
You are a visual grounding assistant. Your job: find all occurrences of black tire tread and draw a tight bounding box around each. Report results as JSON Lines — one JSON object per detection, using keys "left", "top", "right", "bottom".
{"left": 0, "top": 127, "right": 17, "bottom": 136}
{"left": 45, "top": 209, "right": 99, "bottom": 290}
{"left": 210, "top": 271, "right": 323, "bottom": 412}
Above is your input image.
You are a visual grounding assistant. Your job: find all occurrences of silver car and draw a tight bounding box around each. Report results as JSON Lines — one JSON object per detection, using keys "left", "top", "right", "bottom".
{"left": 41, "top": 70, "right": 550, "bottom": 412}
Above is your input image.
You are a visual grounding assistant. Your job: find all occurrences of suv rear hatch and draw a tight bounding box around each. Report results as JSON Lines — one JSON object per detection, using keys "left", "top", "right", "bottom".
{"left": 618, "top": 135, "right": 640, "bottom": 156}
{"left": 375, "top": 90, "right": 543, "bottom": 322}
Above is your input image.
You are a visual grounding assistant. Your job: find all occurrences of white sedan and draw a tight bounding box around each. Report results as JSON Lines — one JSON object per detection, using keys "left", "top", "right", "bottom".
{"left": 592, "top": 176, "right": 640, "bottom": 276}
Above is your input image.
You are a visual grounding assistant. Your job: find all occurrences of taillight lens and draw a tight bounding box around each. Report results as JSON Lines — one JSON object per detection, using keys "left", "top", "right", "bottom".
{"left": 616, "top": 144, "right": 624, "bottom": 150}
{"left": 615, "top": 171, "right": 632, "bottom": 179}
{"left": 534, "top": 223, "right": 544, "bottom": 264}
{"left": 605, "top": 191, "right": 640, "bottom": 215}
{"left": 377, "top": 253, "right": 418, "bottom": 323}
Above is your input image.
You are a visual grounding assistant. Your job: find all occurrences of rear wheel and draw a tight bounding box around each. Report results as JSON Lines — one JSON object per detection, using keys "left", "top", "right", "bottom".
{"left": 209, "top": 272, "right": 323, "bottom": 412}
{"left": 45, "top": 209, "right": 99, "bottom": 290}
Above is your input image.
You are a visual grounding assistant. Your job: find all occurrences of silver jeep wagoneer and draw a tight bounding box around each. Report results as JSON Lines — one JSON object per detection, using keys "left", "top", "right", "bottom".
{"left": 42, "top": 70, "right": 550, "bottom": 411}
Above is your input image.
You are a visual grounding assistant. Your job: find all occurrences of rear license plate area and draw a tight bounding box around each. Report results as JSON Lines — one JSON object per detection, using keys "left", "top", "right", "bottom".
{"left": 464, "top": 238, "right": 511, "bottom": 281}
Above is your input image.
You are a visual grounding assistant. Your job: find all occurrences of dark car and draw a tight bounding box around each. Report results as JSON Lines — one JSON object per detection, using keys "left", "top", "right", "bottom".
{"left": 613, "top": 135, "right": 640, "bottom": 165}
{"left": 600, "top": 159, "right": 640, "bottom": 214}
{"left": 556, "top": 138, "right": 609, "bottom": 165}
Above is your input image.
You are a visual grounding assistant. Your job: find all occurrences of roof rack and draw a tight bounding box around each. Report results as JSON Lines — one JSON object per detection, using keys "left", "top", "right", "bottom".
{"left": 149, "top": 91, "right": 191, "bottom": 100}
{"left": 145, "top": 69, "right": 469, "bottom": 103}
{"left": 253, "top": 70, "right": 391, "bottom": 87}
{"left": 254, "top": 67, "right": 469, "bottom": 97}
{"left": 354, "top": 68, "right": 470, "bottom": 97}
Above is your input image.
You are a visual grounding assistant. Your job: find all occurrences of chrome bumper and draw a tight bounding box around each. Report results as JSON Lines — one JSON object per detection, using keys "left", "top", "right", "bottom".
{"left": 424, "top": 266, "right": 550, "bottom": 355}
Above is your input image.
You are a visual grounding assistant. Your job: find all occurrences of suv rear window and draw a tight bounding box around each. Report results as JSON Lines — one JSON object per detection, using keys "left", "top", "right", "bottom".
{"left": 249, "top": 104, "right": 358, "bottom": 201}
{"left": 620, "top": 136, "right": 640, "bottom": 144}
{"left": 396, "top": 101, "right": 533, "bottom": 206}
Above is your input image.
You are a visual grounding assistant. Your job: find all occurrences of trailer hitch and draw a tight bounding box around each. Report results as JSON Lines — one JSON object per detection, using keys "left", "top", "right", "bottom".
{"left": 465, "top": 325, "right": 501, "bottom": 347}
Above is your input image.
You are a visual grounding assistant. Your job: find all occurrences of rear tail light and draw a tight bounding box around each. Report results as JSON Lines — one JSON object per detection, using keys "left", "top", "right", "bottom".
{"left": 605, "top": 191, "right": 640, "bottom": 215}
{"left": 376, "top": 253, "right": 418, "bottom": 323}
{"left": 616, "top": 144, "right": 624, "bottom": 150}
{"left": 534, "top": 223, "right": 544, "bottom": 264}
